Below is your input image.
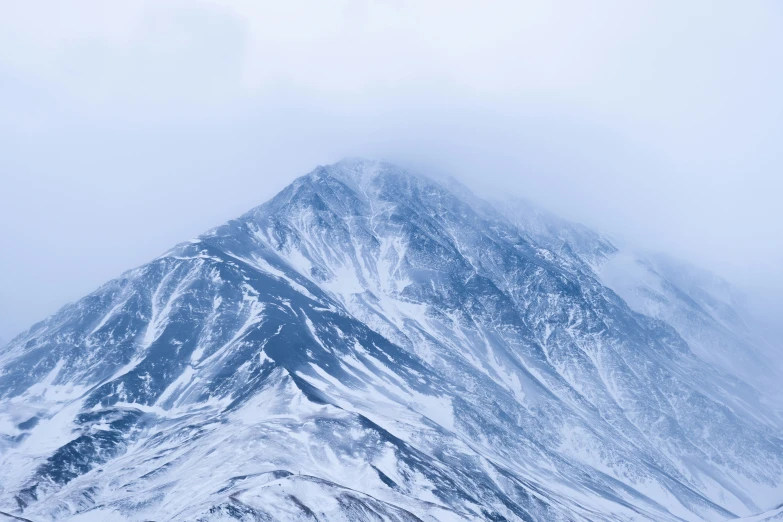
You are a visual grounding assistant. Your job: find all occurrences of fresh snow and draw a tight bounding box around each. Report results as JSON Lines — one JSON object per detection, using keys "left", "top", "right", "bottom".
{"left": 0, "top": 159, "right": 781, "bottom": 522}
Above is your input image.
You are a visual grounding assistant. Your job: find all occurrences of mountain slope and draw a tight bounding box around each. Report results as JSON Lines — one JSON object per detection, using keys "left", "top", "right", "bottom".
{"left": 730, "top": 504, "right": 783, "bottom": 522}
{"left": 494, "top": 196, "right": 783, "bottom": 421}
{"left": 1, "top": 159, "right": 781, "bottom": 521}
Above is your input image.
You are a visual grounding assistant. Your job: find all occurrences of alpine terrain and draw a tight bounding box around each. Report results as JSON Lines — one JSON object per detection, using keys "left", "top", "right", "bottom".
{"left": 1, "top": 159, "right": 781, "bottom": 522}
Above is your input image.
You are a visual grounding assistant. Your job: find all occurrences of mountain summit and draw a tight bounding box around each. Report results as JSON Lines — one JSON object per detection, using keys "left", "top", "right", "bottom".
{"left": 1, "top": 160, "right": 781, "bottom": 521}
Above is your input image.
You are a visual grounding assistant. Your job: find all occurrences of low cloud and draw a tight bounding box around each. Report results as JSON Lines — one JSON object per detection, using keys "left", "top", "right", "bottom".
{"left": 0, "top": 0, "right": 781, "bottom": 340}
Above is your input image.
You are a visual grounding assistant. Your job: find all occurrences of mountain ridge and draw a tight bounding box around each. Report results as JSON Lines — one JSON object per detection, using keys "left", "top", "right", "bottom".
{"left": 1, "top": 159, "right": 781, "bottom": 521}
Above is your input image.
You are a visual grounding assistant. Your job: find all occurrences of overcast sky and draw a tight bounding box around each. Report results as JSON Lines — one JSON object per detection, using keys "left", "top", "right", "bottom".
{"left": 1, "top": 0, "right": 781, "bottom": 341}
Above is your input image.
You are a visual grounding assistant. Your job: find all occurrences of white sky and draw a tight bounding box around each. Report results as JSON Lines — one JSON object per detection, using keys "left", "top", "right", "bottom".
{"left": 1, "top": 0, "right": 781, "bottom": 340}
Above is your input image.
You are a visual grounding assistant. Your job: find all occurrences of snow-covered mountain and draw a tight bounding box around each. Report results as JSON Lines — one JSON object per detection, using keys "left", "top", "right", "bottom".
{"left": 495, "top": 197, "right": 783, "bottom": 416}
{"left": 1, "top": 159, "right": 781, "bottom": 521}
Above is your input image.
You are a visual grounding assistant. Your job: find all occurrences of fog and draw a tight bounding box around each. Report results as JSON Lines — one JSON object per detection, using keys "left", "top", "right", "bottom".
{"left": 1, "top": 1, "right": 781, "bottom": 343}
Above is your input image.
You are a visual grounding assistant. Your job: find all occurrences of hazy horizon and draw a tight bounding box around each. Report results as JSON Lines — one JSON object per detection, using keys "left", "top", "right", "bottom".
{"left": 1, "top": 1, "right": 781, "bottom": 344}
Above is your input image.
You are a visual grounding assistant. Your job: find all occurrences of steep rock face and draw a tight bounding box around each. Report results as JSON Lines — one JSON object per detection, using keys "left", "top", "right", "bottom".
{"left": 0, "top": 159, "right": 781, "bottom": 521}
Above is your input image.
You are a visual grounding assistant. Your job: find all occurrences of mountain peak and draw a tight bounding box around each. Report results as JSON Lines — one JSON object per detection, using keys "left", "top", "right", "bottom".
{"left": 311, "top": 158, "right": 419, "bottom": 193}
{"left": 1, "top": 160, "right": 782, "bottom": 522}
